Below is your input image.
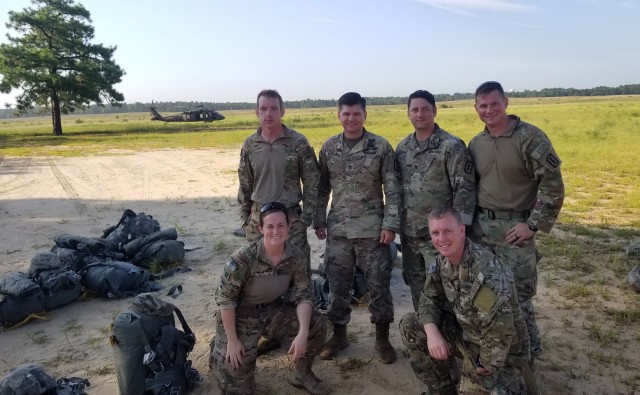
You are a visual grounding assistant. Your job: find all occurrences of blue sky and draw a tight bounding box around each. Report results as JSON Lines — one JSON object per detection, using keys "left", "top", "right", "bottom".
{"left": 1, "top": 0, "right": 639, "bottom": 104}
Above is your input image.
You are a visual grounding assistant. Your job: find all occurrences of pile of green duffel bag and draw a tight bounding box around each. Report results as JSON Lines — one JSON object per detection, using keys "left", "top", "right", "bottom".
{"left": 1, "top": 209, "right": 187, "bottom": 329}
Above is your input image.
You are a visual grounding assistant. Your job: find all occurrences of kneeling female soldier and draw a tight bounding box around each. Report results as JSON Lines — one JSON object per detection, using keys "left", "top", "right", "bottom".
{"left": 211, "top": 202, "right": 329, "bottom": 395}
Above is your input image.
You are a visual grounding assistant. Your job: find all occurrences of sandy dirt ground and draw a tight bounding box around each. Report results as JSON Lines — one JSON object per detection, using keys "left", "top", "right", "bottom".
{"left": 0, "top": 149, "right": 625, "bottom": 395}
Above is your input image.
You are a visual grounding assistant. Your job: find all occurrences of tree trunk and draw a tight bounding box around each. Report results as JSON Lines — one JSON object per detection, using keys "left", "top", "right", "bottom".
{"left": 51, "top": 89, "right": 62, "bottom": 135}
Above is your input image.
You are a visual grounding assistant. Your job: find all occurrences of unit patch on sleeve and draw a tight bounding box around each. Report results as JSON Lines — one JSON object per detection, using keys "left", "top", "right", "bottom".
{"left": 464, "top": 160, "right": 474, "bottom": 175}
{"left": 531, "top": 142, "right": 549, "bottom": 160}
{"left": 546, "top": 153, "right": 560, "bottom": 168}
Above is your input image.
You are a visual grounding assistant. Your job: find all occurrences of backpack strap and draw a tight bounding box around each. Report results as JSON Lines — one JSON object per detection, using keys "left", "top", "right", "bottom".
{"left": 129, "top": 313, "right": 163, "bottom": 373}
{"left": 173, "top": 307, "right": 193, "bottom": 337}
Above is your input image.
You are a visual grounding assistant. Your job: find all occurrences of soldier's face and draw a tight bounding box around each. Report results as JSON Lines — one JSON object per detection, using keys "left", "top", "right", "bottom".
{"left": 338, "top": 104, "right": 367, "bottom": 137}
{"left": 474, "top": 90, "right": 509, "bottom": 129}
{"left": 408, "top": 98, "right": 437, "bottom": 133}
{"left": 259, "top": 211, "right": 289, "bottom": 247}
{"left": 428, "top": 214, "right": 466, "bottom": 265}
{"left": 257, "top": 96, "right": 285, "bottom": 128}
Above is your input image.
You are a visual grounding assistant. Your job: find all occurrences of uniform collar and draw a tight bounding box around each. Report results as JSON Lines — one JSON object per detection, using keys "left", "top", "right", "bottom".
{"left": 481, "top": 115, "right": 520, "bottom": 138}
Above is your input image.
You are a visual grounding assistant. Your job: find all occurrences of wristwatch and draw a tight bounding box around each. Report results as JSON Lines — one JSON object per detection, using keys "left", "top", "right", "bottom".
{"left": 528, "top": 223, "right": 539, "bottom": 233}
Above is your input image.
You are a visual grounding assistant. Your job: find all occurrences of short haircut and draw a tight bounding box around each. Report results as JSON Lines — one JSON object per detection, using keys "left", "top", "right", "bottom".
{"left": 475, "top": 81, "right": 505, "bottom": 99}
{"left": 338, "top": 92, "right": 366, "bottom": 111}
{"left": 259, "top": 201, "right": 289, "bottom": 226}
{"left": 407, "top": 90, "right": 436, "bottom": 108}
{"left": 428, "top": 206, "right": 463, "bottom": 225}
{"left": 257, "top": 89, "right": 283, "bottom": 109}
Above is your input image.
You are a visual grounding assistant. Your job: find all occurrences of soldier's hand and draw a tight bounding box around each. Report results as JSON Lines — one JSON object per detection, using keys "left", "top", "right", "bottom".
{"left": 288, "top": 334, "right": 308, "bottom": 362}
{"left": 505, "top": 222, "right": 535, "bottom": 246}
{"left": 380, "top": 229, "right": 395, "bottom": 245}
{"left": 315, "top": 226, "right": 327, "bottom": 240}
{"left": 226, "top": 338, "right": 245, "bottom": 369}
{"left": 424, "top": 323, "right": 450, "bottom": 360}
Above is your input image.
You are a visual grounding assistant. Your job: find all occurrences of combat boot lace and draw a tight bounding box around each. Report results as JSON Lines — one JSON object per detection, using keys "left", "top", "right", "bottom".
{"left": 375, "top": 322, "right": 397, "bottom": 364}
{"left": 319, "top": 323, "right": 349, "bottom": 360}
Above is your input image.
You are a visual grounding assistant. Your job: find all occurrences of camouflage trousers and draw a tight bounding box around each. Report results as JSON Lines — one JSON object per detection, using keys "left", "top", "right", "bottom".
{"left": 243, "top": 203, "right": 311, "bottom": 267}
{"left": 472, "top": 212, "right": 541, "bottom": 355}
{"left": 400, "top": 234, "right": 438, "bottom": 312}
{"left": 324, "top": 234, "right": 394, "bottom": 324}
{"left": 210, "top": 298, "right": 327, "bottom": 395}
{"left": 400, "top": 312, "right": 526, "bottom": 395}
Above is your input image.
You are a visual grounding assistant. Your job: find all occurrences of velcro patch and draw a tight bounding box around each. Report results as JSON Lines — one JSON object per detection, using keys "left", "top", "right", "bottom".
{"left": 464, "top": 160, "right": 474, "bottom": 175}
{"left": 473, "top": 285, "right": 499, "bottom": 313}
{"left": 546, "top": 154, "right": 560, "bottom": 168}
{"left": 226, "top": 258, "right": 237, "bottom": 272}
{"left": 428, "top": 261, "right": 439, "bottom": 273}
{"left": 531, "top": 142, "right": 549, "bottom": 160}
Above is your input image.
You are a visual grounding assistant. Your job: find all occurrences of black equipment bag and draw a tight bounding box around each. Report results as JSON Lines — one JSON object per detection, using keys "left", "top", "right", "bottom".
{"left": 0, "top": 272, "right": 45, "bottom": 328}
{"left": 29, "top": 252, "right": 82, "bottom": 311}
{"left": 111, "top": 293, "right": 200, "bottom": 395}
{"left": 81, "top": 260, "right": 157, "bottom": 298}
{"left": 0, "top": 364, "right": 57, "bottom": 395}
{"left": 103, "top": 209, "right": 161, "bottom": 252}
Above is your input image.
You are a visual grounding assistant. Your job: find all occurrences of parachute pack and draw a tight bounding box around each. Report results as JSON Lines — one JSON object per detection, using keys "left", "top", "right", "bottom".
{"left": 0, "top": 364, "right": 90, "bottom": 395}
{"left": 111, "top": 293, "right": 201, "bottom": 395}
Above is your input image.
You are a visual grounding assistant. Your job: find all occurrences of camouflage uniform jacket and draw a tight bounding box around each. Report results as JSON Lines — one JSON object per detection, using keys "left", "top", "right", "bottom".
{"left": 237, "top": 125, "right": 320, "bottom": 225}
{"left": 315, "top": 129, "right": 401, "bottom": 238}
{"left": 418, "top": 238, "right": 529, "bottom": 369}
{"left": 469, "top": 115, "right": 564, "bottom": 233}
{"left": 396, "top": 124, "right": 477, "bottom": 236}
{"left": 215, "top": 239, "right": 313, "bottom": 309}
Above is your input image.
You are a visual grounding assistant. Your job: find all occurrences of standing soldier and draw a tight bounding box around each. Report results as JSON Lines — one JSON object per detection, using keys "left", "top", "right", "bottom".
{"left": 314, "top": 92, "right": 400, "bottom": 364}
{"left": 396, "top": 89, "right": 476, "bottom": 312}
{"left": 469, "top": 81, "right": 565, "bottom": 359}
{"left": 237, "top": 89, "right": 320, "bottom": 355}
{"left": 400, "top": 207, "right": 531, "bottom": 395}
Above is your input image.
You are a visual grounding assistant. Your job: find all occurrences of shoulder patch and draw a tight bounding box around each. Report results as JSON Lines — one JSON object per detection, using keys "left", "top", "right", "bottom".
{"left": 226, "top": 258, "right": 238, "bottom": 272}
{"left": 428, "top": 261, "right": 439, "bottom": 274}
{"left": 464, "top": 160, "right": 474, "bottom": 175}
{"left": 531, "top": 141, "right": 549, "bottom": 160}
{"left": 546, "top": 153, "right": 560, "bottom": 168}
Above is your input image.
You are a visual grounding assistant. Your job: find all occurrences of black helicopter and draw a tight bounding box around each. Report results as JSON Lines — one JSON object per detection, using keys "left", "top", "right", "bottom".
{"left": 149, "top": 104, "right": 225, "bottom": 123}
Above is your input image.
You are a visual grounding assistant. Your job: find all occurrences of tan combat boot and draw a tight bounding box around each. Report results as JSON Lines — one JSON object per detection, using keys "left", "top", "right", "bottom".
{"left": 290, "top": 356, "right": 330, "bottom": 395}
{"left": 319, "top": 323, "right": 349, "bottom": 360}
{"left": 375, "top": 322, "right": 397, "bottom": 364}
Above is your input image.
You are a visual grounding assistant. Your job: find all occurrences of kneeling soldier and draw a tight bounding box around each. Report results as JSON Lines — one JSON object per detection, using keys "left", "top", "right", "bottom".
{"left": 210, "top": 203, "right": 328, "bottom": 395}
{"left": 400, "top": 207, "right": 532, "bottom": 394}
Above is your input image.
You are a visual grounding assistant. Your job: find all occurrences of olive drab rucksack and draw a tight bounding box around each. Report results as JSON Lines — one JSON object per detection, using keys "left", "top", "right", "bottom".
{"left": 111, "top": 293, "right": 200, "bottom": 395}
{"left": 0, "top": 272, "right": 46, "bottom": 328}
{"left": 28, "top": 252, "right": 82, "bottom": 311}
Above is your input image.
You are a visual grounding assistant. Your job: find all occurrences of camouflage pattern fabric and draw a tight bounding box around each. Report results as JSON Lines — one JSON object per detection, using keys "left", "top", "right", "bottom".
{"left": 314, "top": 129, "right": 400, "bottom": 237}
{"left": 324, "top": 234, "right": 394, "bottom": 324}
{"left": 215, "top": 240, "right": 313, "bottom": 309}
{"left": 237, "top": 125, "right": 319, "bottom": 229}
{"left": 399, "top": 313, "right": 459, "bottom": 395}
{"left": 396, "top": 125, "right": 476, "bottom": 237}
{"left": 242, "top": 203, "right": 311, "bottom": 265}
{"left": 472, "top": 212, "right": 540, "bottom": 353}
{"left": 400, "top": 234, "right": 438, "bottom": 312}
{"left": 396, "top": 127, "right": 476, "bottom": 313}
{"left": 468, "top": 115, "right": 564, "bottom": 233}
{"left": 211, "top": 298, "right": 327, "bottom": 394}
{"left": 469, "top": 115, "right": 564, "bottom": 356}
{"left": 407, "top": 238, "right": 529, "bottom": 394}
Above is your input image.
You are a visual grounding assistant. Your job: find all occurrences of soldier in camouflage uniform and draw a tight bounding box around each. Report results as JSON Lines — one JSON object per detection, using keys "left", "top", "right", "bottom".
{"left": 469, "top": 81, "right": 565, "bottom": 358}
{"left": 238, "top": 89, "right": 320, "bottom": 355}
{"left": 211, "top": 203, "right": 328, "bottom": 395}
{"left": 314, "top": 92, "right": 400, "bottom": 364}
{"left": 396, "top": 89, "right": 476, "bottom": 312}
{"left": 238, "top": 89, "right": 319, "bottom": 264}
{"left": 400, "top": 207, "right": 530, "bottom": 395}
